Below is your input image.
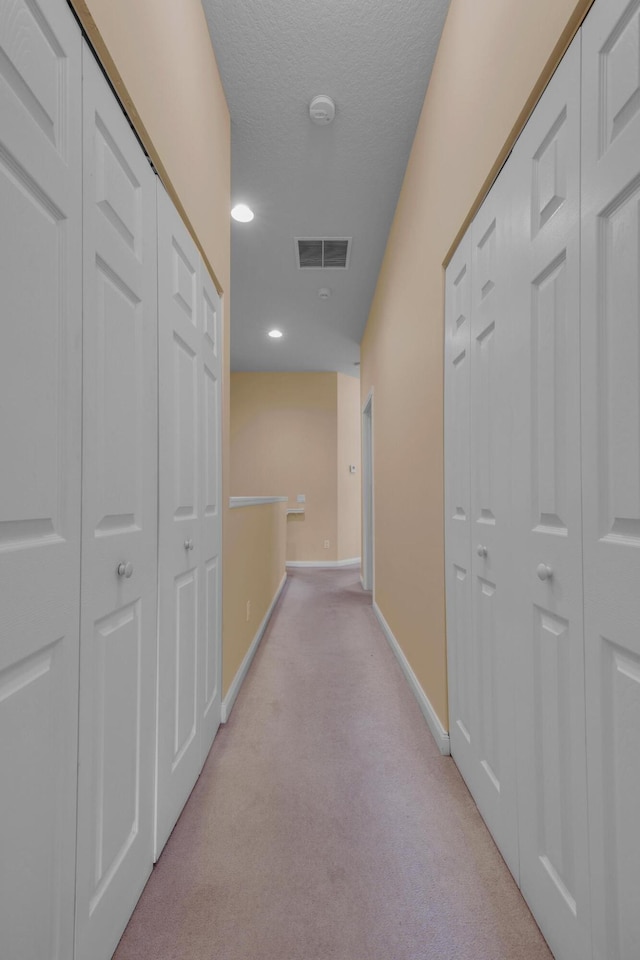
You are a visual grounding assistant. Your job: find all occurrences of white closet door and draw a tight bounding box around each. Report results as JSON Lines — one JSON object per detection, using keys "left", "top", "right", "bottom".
{"left": 444, "top": 230, "right": 474, "bottom": 785}
{"left": 75, "top": 44, "right": 158, "bottom": 960}
{"left": 0, "top": 2, "right": 82, "bottom": 957}
{"left": 510, "top": 36, "right": 591, "bottom": 960}
{"left": 156, "top": 183, "right": 205, "bottom": 856}
{"left": 468, "top": 171, "right": 519, "bottom": 878}
{"left": 582, "top": 2, "right": 640, "bottom": 958}
{"left": 199, "top": 266, "right": 223, "bottom": 758}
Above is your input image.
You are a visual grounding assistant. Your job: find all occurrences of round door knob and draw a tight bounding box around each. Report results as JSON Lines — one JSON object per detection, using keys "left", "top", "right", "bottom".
{"left": 477, "top": 545, "right": 488, "bottom": 558}
{"left": 537, "top": 563, "right": 553, "bottom": 582}
{"left": 184, "top": 539, "right": 194, "bottom": 551}
{"left": 117, "top": 561, "right": 134, "bottom": 579}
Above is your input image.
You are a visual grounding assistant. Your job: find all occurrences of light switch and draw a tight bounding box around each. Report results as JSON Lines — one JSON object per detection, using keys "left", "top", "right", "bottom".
{"left": 297, "top": 494, "right": 306, "bottom": 503}
{"left": 349, "top": 465, "right": 357, "bottom": 474}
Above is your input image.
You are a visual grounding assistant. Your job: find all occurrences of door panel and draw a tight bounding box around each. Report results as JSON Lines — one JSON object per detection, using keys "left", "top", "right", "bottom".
{"left": 88, "top": 601, "right": 142, "bottom": 904}
{"left": 174, "top": 568, "right": 199, "bottom": 765}
{"left": 157, "top": 184, "right": 204, "bottom": 856}
{"left": 510, "top": 36, "right": 590, "bottom": 960}
{"left": 511, "top": 31, "right": 591, "bottom": 960}
{"left": 444, "top": 231, "right": 474, "bottom": 775}
{"left": 75, "top": 44, "right": 158, "bottom": 960}
{"left": 445, "top": 196, "right": 518, "bottom": 875}
{"left": 0, "top": 1, "right": 82, "bottom": 957}
{"left": 468, "top": 173, "right": 519, "bottom": 877}
{"left": 199, "top": 269, "right": 222, "bottom": 755}
{"left": 204, "top": 556, "right": 220, "bottom": 716}
{"left": 451, "top": 564, "right": 472, "bottom": 743}
{"left": 531, "top": 608, "right": 576, "bottom": 908}
{"left": 204, "top": 366, "right": 220, "bottom": 516}
{"left": 157, "top": 184, "right": 223, "bottom": 855}
{"left": 475, "top": 575, "right": 499, "bottom": 789}
{"left": 582, "top": 3, "right": 640, "bottom": 957}
{"left": 530, "top": 254, "right": 570, "bottom": 533}
{"left": 174, "top": 331, "right": 199, "bottom": 515}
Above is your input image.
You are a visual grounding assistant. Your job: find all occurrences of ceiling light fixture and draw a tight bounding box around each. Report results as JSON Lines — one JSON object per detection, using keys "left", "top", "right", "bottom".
{"left": 231, "top": 203, "right": 254, "bottom": 222}
{"left": 309, "top": 95, "right": 335, "bottom": 125}
{"left": 318, "top": 287, "right": 331, "bottom": 300}
{"left": 268, "top": 329, "right": 283, "bottom": 339}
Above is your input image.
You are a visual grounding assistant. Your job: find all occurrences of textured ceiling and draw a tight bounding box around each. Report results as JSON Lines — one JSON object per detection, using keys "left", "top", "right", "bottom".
{"left": 202, "top": 0, "right": 450, "bottom": 375}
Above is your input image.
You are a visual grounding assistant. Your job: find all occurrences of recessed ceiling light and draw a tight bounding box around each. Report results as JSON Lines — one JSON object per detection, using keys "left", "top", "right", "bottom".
{"left": 268, "top": 329, "right": 283, "bottom": 339}
{"left": 231, "top": 203, "right": 254, "bottom": 223}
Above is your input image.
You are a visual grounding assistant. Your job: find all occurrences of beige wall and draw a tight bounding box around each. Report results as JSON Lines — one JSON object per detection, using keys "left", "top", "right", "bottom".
{"left": 231, "top": 373, "right": 339, "bottom": 562}
{"left": 337, "top": 374, "right": 362, "bottom": 561}
{"left": 360, "top": 0, "right": 594, "bottom": 729}
{"left": 223, "top": 503, "right": 287, "bottom": 697}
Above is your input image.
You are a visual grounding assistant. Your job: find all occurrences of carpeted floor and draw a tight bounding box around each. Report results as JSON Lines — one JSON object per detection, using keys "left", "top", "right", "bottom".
{"left": 113, "top": 565, "right": 552, "bottom": 960}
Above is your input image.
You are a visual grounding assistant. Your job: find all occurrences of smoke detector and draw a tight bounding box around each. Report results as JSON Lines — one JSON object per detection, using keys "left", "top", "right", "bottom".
{"left": 309, "top": 95, "right": 335, "bottom": 125}
{"left": 318, "top": 287, "right": 331, "bottom": 300}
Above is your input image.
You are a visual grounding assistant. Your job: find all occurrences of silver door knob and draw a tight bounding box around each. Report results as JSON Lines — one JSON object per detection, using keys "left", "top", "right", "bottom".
{"left": 184, "top": 539, "right": 194, "bottom": 551}
{"left": 477, "top": 545, "right": 488, "bottom": 558}
{"left": 117, "top": 562, "right": 134, "bottom": 579}
{"left": 537, "top": 563, "right": 553, "bottom": 582}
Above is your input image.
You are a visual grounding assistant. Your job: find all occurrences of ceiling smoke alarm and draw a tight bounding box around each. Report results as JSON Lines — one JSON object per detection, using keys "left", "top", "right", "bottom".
{"left": 309, "top": 95, "right": 335, "bottom": 125}
{"left": 318, "top": 287, "right": 331, "bottom": 300}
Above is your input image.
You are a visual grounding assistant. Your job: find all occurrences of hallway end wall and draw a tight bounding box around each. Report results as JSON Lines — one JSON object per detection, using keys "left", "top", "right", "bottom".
{"left": 230, "top": 373, "right": 339, "bottom": 562}
{"left": 360, "top": 0, "right": 594, "bottom": 729}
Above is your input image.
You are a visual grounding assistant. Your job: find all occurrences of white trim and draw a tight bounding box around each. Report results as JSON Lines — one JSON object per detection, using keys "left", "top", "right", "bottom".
{"left": 229, "top": 496, "right": 288, "bottom": 508}
{"left": 373, "top": 601, "right": 450, "bottom": 756}
{"left": 286, "top": 508, "right": 305, "bottom": 515}
{"left": 286, "top": 557, "right": 360, "bottom": 568}
{"left": 221, "top": 573, "right": 287, "bottom": 723}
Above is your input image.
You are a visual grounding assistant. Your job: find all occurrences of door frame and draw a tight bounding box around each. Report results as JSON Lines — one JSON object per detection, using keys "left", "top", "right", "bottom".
{"left": 361, "top": 388, "right": 375, "bottom": 594}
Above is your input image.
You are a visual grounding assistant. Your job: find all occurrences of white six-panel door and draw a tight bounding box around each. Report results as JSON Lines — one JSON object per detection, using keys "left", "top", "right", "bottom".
{"left": 75, "top": 44, "right": 159, "bottom": 960}
{"left": 444, "top": 231, "right": 474, "bottom": 797}
{"left": 0, "top": 2, "right": 82, "bottom": 957}
{"left": 199, "top": 265, "right": 223, "bottom": 758}
{"left": 581, "top": 2, "right": 640, "bottom": 957}
{"left": 446, "top": 175, "right": 520, "bottom": 881}
{"left": 156, "top": 182, "right": 222, "bottom": 858}
{"left": 0, "top": 2, "right": 224, "bottom": 954}
{"left": 509, "top": 36, "right": 591, "bottom": 960}
{"left": 468, "top": 171, "right": 519, "bottom": 878}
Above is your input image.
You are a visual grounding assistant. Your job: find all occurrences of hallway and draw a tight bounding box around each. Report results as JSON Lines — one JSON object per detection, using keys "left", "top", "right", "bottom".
{"left": 114, "top": 567, "right": 551, "bottom": 960}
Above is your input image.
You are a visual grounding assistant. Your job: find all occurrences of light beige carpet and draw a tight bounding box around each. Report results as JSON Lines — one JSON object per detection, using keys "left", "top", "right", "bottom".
{"left": 114, "top": 566, "right": 552, "bottom": 960}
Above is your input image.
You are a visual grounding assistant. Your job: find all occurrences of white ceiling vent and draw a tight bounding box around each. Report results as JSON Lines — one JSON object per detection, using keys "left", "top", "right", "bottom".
{"left": 295, "top": 238, "right": 351, "bottom": 269}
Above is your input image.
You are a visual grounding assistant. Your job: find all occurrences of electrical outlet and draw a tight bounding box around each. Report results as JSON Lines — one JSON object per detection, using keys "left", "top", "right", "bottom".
{"left": 246, "top": 600, "right": 251, "bottom": 621}
{"left": 324, "top": 539, "right": 330, "bottom": 549}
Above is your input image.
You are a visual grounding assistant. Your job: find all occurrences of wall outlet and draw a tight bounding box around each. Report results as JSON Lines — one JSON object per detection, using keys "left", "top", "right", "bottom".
{"left": 324, "top": 540, "right": 330, "bottom": 549}
{"left": 246, "top": 600, "right": 251, "bottom": 622}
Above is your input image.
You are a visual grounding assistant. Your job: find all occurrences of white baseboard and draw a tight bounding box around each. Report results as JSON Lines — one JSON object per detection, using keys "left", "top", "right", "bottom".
{"left": 221, "top": 572, "right": 287, "bottom": 724}
{"left": 286, "top": 557, "right": 361, "bottom": 568}
{"left": 373, "top": 601, "right": 450, "bottom": 756}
